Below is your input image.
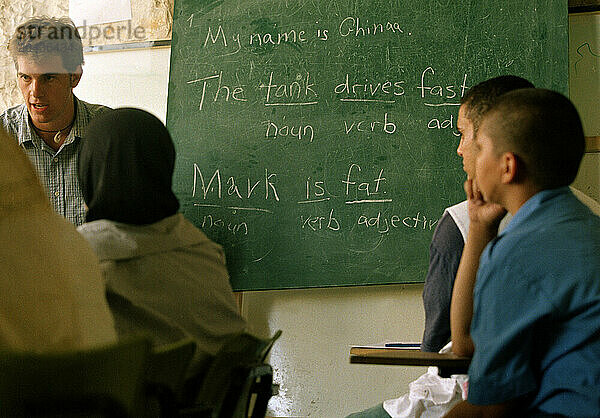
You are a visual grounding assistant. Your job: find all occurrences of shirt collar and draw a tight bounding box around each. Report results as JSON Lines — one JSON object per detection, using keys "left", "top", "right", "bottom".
{"left": 15, "top": 105, "right": 33, "bottom": 146}
{"left": 71, "top": 96, "right": 91, "bottom": 139}
{"left": 501, "top": 187, "right": 571, "bottom": 236}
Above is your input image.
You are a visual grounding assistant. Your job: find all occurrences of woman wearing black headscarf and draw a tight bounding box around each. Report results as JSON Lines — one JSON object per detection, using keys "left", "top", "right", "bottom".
{"left": 77, "top": 108, "right": 246, "bottom": 372}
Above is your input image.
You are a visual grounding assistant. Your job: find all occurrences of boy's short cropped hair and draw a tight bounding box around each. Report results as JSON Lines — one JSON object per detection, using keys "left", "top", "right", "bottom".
{"left": 8, "top": 16, "right": 84, "bottom": 73}
{"left": 461, "top": 75, "right": 534, "bottom": 132}
{"left": 484, "top": 88, "right": 585, "bottom": 190}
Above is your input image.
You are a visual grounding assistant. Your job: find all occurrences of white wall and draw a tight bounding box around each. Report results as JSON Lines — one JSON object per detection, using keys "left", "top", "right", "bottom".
{"left": 74, "top": 21, "right": 600, "bottom": 414}
{"left": 573, "top": 154, "right": 600, "bottom": 201}
{"left": 75, "top": 46, "right": 171, "bottom": 123}
{"left": 242, "top": 285, "right": 427, "bottom": 416}
{"left": 569, "top": 12, "right": 600, "bottom": 202}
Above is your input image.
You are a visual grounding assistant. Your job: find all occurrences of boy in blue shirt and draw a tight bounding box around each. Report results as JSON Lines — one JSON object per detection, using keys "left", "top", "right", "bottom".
{"left": 448, "top": 88, "right": 600, "bottom": 417}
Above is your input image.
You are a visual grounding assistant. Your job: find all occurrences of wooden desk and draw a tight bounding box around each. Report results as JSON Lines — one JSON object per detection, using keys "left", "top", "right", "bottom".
{"left": 349, "top": 347, "right": 471, "bottom": 377}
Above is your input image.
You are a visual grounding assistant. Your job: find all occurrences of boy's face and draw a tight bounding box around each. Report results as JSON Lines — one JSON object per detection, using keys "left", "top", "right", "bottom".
{"left": 456, "top": 104, "right": 476, "bottom": 179}
{"left": 16, "top": 54, "right": 81, "bottom": 130}
{"left": 474, "top": 114, "right": 505, "bottom": 204}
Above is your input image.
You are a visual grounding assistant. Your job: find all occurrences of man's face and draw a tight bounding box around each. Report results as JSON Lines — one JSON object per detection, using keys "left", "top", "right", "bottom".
{"left": 16, "top": 54, "right": 81, "bottom": 130}
{"left": 456, "top": 104, "right": 477, "bottom": 179}
{"left": 474, "top": 115, "right": 504, "bottom": 204}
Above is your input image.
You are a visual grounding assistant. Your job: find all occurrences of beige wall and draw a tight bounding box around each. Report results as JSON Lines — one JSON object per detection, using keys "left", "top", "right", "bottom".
{"left": 0, "top": 0, "right": 68, "bottom": 109}
{"left": 570, "top": 12, "right": 600, "bottom": 202}
{"left": 573, "top": 154, "right": 600, "bottom": 201}
{"left": 2, "top": 4, "right": 599, "bottom": 417}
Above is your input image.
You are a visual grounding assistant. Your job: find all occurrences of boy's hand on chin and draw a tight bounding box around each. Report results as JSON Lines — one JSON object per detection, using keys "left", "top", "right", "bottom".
{"left": 465, "top": 179, "right": 506, "bottom": 229}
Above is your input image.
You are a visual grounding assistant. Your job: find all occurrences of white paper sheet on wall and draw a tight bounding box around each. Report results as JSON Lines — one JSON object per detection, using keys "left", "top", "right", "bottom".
{"left": 69, "top": 0, "right": 132, "bottom": 27}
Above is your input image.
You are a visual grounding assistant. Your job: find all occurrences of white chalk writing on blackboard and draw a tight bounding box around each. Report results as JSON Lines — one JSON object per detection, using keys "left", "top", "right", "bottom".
{"left": 192, "top": 165, "right": 280, "bottom": 201}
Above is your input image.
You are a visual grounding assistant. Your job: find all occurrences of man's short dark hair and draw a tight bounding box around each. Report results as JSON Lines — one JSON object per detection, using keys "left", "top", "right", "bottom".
{"left": 8, "top": 17, "right": 84, "bottom": 73}
{"left": 461, "top": 75, "right": 534, "bottom": 132}
{"left": 484, "top": 88, "right": 585, "bottom": 190}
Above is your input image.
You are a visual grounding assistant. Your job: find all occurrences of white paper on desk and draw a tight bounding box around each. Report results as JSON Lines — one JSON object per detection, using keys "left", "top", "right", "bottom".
{"left": 383, "top": 367, "right": 468, "bottom": 418}
{"left": 69, "top": 0, "right": 132, "bottom": 26}
{"left": 351, "top": 342, "right": 421, "bottom": 349}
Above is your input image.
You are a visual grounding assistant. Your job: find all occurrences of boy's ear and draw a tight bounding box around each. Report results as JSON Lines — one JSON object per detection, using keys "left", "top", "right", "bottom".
{"left": 70, "top": 66, "right": 82, "bottom": 88}
{"left": 501, "top": 152, "right": 518, "bottom": 184}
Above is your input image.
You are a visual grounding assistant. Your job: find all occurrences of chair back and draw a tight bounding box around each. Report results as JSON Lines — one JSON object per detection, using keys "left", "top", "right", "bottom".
{"left": 0, "top": 336, "right": 151, "bottom": 417}
{"left": 220, "top": 363, "right": 274, "bottom": 418}
{"left": 182, "top": 330, "right": 282, "bottom": 418}
{"left": 145, "top": 338, "right": 197, "bottom": 417}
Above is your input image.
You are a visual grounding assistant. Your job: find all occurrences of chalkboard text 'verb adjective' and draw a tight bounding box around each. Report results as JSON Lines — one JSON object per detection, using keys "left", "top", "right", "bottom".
{"left": 344, "top": 112, "right": 398, "bottom": 135}
{"left": 301, "top": 208, "right": 340, "bottom": 232}
{"left": 357, "top": 211, "right": 439, "bottom": 234}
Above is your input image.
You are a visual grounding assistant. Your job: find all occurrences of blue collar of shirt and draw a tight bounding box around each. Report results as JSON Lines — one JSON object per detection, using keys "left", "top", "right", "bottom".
{"left": 500, "top": 187, "right": 571, "bottom": 237}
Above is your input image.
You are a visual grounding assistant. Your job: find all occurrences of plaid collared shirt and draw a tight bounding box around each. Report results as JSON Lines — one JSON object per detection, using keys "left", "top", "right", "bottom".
{"left": 1, "top": 97, "right": 109, "bottom": 226}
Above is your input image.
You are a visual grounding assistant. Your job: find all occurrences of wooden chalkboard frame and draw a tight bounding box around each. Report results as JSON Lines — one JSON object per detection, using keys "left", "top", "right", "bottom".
{"left": 569, "top": 0, "right": 600, "bottom": 13}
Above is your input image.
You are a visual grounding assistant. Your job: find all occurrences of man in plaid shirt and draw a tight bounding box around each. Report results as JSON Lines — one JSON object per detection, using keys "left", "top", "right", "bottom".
{"left": 1, "top": 17, "right": 109, "bottom": 225}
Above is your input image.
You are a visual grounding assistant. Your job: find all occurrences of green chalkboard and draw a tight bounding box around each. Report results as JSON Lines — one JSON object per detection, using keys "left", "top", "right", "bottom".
{"left": 166, "top": 0, "right": 567, "bottom": 290}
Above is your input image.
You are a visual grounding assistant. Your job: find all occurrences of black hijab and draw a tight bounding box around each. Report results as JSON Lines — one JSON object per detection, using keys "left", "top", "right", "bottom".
{"left": 78, "top": 108, "right": 180, "bottom": 225}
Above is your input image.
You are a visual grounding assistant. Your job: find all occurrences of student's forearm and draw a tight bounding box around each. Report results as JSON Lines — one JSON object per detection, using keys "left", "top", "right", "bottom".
{"left": 444, "top": 400, "right": 514, "bottom": 418}
{"left": 450, "top": 222, "right": 497, "bottom": 357}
